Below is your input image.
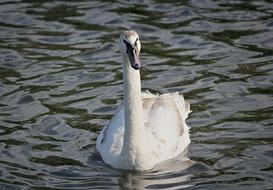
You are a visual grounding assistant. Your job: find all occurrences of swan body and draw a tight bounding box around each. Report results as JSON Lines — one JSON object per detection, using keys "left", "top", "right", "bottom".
{"left": 96, "top": 30, "right": 191, "bottom": 171}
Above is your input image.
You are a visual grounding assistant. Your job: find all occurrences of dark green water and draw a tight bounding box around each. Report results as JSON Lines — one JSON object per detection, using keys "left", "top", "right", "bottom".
{"left": 0, "top": 0, "right": 273, "bottom": 189}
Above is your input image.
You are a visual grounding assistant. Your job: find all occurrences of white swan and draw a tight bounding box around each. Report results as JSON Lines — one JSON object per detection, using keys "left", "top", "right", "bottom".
{"left": 96, "top": 30, "right": 191, "bottom": 171}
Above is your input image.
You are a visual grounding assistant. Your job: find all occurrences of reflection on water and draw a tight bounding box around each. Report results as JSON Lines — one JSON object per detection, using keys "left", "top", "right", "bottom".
{"left": 0, "top": 0, "right": 273, "bottom": 189}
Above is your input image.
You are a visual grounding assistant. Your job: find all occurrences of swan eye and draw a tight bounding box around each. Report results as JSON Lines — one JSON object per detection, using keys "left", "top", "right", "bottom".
{"left": 123, "top": 39, "right": 131, "bottom": 49}
{"left": 135, "top": 38, "right": 138, "bottom": 47}
{"left": 123, "top": 39, "right": 128, "bottom": 45}
{"left": 123, "top": 39, "right": 128, "bottom": 44}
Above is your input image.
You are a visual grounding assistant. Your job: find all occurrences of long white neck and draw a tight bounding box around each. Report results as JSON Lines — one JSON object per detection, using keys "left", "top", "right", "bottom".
{"left": 121, "top": 54, "right": 148, "bottom": 168}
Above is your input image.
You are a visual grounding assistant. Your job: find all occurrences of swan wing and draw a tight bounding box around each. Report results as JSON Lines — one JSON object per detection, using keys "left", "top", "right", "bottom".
{"left": 96, "top": 106, "right": 124, "bottom": 165}
{"left": 142, "top": 92, "right": 191, "bottom": 160}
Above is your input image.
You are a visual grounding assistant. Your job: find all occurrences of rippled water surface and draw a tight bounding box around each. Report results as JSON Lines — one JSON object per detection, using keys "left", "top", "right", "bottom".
{"left": 1, "top": 0, "right": 273, "bottom": 189}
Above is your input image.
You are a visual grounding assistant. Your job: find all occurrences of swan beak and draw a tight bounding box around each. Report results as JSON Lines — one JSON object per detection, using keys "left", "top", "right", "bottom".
{"left": 127, "top": 48, "right": 140, "bottom": 70}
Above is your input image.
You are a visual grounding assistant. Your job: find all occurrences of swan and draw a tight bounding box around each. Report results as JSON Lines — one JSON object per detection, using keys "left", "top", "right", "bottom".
{"left": 96, "top": 30, "right": 191, "bottom": 171}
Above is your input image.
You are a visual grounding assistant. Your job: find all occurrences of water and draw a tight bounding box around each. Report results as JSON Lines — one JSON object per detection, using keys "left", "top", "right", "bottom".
{"left": 0, "top": 0, "right": 273, "bottom": 189}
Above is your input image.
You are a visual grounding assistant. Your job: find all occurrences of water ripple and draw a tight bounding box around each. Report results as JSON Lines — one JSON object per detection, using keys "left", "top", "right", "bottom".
{"left": 0, "top": 0, "right": 273, "bottom": 189}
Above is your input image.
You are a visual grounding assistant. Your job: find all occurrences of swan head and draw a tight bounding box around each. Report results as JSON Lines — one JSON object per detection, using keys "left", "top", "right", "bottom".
{"left": 119, "top": 30, "right": 141, "bottom": 70}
